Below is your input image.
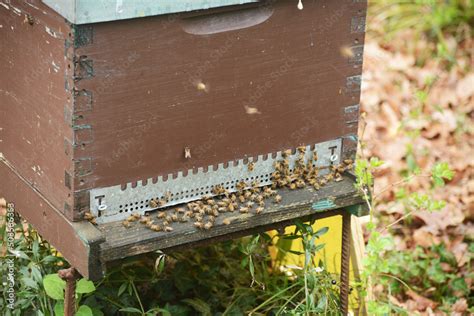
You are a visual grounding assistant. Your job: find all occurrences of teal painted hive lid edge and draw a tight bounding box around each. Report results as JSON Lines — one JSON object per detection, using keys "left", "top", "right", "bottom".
{"left": 42, "top": 0, "right": 259, "bottom": 25}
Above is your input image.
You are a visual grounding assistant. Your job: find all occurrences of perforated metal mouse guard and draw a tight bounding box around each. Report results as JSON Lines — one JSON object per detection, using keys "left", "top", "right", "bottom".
{"left": 90, "top": 138, "right": 342, "bottom": 223}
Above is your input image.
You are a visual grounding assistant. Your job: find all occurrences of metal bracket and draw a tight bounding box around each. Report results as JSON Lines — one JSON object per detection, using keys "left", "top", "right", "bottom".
{"left": 90, "top": 138, "right": 342, "bottom": 223}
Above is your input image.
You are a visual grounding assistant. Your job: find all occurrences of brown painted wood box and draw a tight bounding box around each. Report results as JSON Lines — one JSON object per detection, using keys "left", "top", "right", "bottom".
{"left": 0, "top": 0, "right": 367, "bottom": 279}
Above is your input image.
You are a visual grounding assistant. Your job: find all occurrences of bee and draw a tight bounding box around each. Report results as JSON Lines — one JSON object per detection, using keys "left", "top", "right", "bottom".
{"left": 139, "top": 216, "right": 150, "bottom": 224}
{"left": 162, "top": 220, "right": 170, "bottom": 226}
{"left": 184, "top": 210, "right": 194, "bottom": 217}
{"left": 180, "top": 215, "right": 190, "bottom": 222}
{"left": 313, "top": 152, "right": 318, "bottom": 162}
{"left": 248, "top": 161, "right": 255, "bottom": 172}
{"left": 132, "top": 213, "right": 140, "bottom": 219}
{"left": 335, "top": 173, "right": 343, "bottom": 182}
{"left": 238, "top": 195, "right": 246, "bottom": 203}
{"left": 127, "top": 215, "right": 137, "bottom": 222}
{"left": 223, "top": 218, "right": 232, "bottom": 225}
{"left": 344, "top": 159, "right": 353, "bottom": 165}
{"left": 122, "top": 220, "right": 131, "bottom": 228}
{"left": 282, "top": 149, "right": 292, "bottom": 157}
{"left": 208, "top": 215, "right": 216, "bottom": 223}
{"left": 256, "top": 206, "right": 264, "bottom": 214}
{"left": 246, "top": 201, "right": 254, "bottom": 208}
{"left": 164, "top": 226, "right": 174, "bottom": 232}
{"left": 258, "top": 200, "right": 265, "bottom": 207}
{"left": 171, "top": 214, "right": 179, "bottom": 222}
{"left": 296, "top": 180, "right": 306, "bottom": 188}
{"left": 289, "top": 182, "right": 297, "bottom": 190}
{"left": 274, "top": 195, "right": 282, "bottom": 203}
{"left": 89, "top": 218, "right": 97, "bottom": 225}
{"left": 194, "top": 221, "right": 204, "bottom": 229}
{"left": 319, "top": 178, "right": 327, "bottom": 185}
{"left": 239, "top": 207, "right": 249, "bottom": 213}
{"left": 227, "top": 203, "right": 235, "bottom": 212}
{"left": 145, "top": 220, "right": 154, "bottom": 228}
{"left": 176, "top": 208, "right": 185, "bottom": 214}
{"left": 150, "top": 224, "right": 161, "bottom": 232}
{"left": 230, "top": 194, "right": 237, "bottom": 202}
{"left": 84, "top": 212, "right": 94, "bottom": 220}
{"left": 164, "top": 215, "right": 172, "bottom": 223}
{"left": 164, "top": 191, "right": 172, "bottom": 201}
{"left": 204, "top": 222, "right": 213, "bottom": 230}
{"left": 255, "top": 194, "right": 264, "bottom": 202}
{"left": 206, "top": 199, "right": 216, "bottom": 206}
{"left": 218, "top": 207, "right": 226, "bottom": 213}
{"left": 297, "top": 146, "right": 306, "bottom": 153}
{"left": 149, "top": 199, "right": 158, "bottom": 208}
{"left": 187, "top": 203, "right": 195, "bottom": 211}
{"left": 313, "top": 183, "right": 321, "bottom": 190}
{"left": 217, "top": 201, "right": 227, "bottom": 207}
{"left": 195, "top": 214, "right": 203, "bottom": 222}
{"left": 184, "top": 146, "right": 192, "bottom": 159}
{"left": 212, "top": 209, "right": 220, "bottom": 217}
{"left": 236, "top": 181, "right": 247, "bottom": 191}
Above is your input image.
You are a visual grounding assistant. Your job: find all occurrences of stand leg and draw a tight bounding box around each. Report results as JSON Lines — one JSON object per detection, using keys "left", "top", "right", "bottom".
{"left": 58, "top": 267, "right": 79, "bottom": 316}
{"left": 340, "top": 212, "right": 351, "bottom": 315}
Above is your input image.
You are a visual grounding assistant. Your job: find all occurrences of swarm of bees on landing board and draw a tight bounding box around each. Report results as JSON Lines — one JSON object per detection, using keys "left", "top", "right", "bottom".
{"left": 85, "top": 146, "right": 354, "bottom": 232}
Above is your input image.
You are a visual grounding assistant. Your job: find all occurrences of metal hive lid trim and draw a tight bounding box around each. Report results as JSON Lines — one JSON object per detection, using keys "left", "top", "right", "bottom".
{"left": 89, "top": 138, "right": 342, "bottom": 224}
{"left": 42, "top": 0, "right": 259, "bottom": 25}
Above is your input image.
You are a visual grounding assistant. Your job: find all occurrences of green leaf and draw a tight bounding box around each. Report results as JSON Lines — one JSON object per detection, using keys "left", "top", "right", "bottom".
{"left": 431, "top": 162, "right": 454, "bottom": 187}
{"left": 21, "top": 277, "right": 38, "bottom": 290}
{"left": 314, "top": 226, "right": 329, "bottom": 238}
{"left": 182, "top": 298, "right": 211, "bottom": 316}
{"left": 76, "top": 279, "right": 95, "bottom": 294}
{"left": 76, "top": 305, "right": 93, "bottom": 316}
{"left": 43, "top": 274, "right": 66, "bottom": 300}
{"left": 54, "top": 301, "right": 65, "bottom": 316}
{"left": 117, "top": 282, "right": 127, "bottom": 297}
{"left": 119, "top": 307, "right": 144, "bottom": 314}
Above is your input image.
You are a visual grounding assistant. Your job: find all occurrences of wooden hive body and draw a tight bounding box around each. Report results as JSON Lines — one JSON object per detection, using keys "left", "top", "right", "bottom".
{"left": 0, "top": 0, "right": 367, "bottom": 278}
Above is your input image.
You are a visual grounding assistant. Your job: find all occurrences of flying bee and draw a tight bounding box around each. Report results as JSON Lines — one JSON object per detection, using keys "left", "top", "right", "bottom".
{"left": 194, "top": 221, "right": 204, "bottom": 229}
{"left": 239, "top": 207, "right": 249, "bottom": 213}
{"left": 274, "top": 195, "right": 282, "bottom": 203}
{"left": 204, "top": 222, "right": 213, "bottom": 230}
{"left": 122, "top": 220, "right": 131, "bottom": 228}
{"left": 164, "top": 226, "right": 174, "bottom": 232}
{"left": 248, "top": 161, "right": 255, "bottom": 172}
{"left": 149, "top": 199, "right": 158, "bottom": 208}
{"left": 256, "top": 206, "right": 264, "bottom": 214}
{"left": 223, "top": 218, "right": 232, "bottom": 225}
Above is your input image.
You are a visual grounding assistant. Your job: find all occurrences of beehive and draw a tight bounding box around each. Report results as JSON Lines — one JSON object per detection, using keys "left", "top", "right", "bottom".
{"left": 0, "top": 0, "right": 367, "bottom": 279}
